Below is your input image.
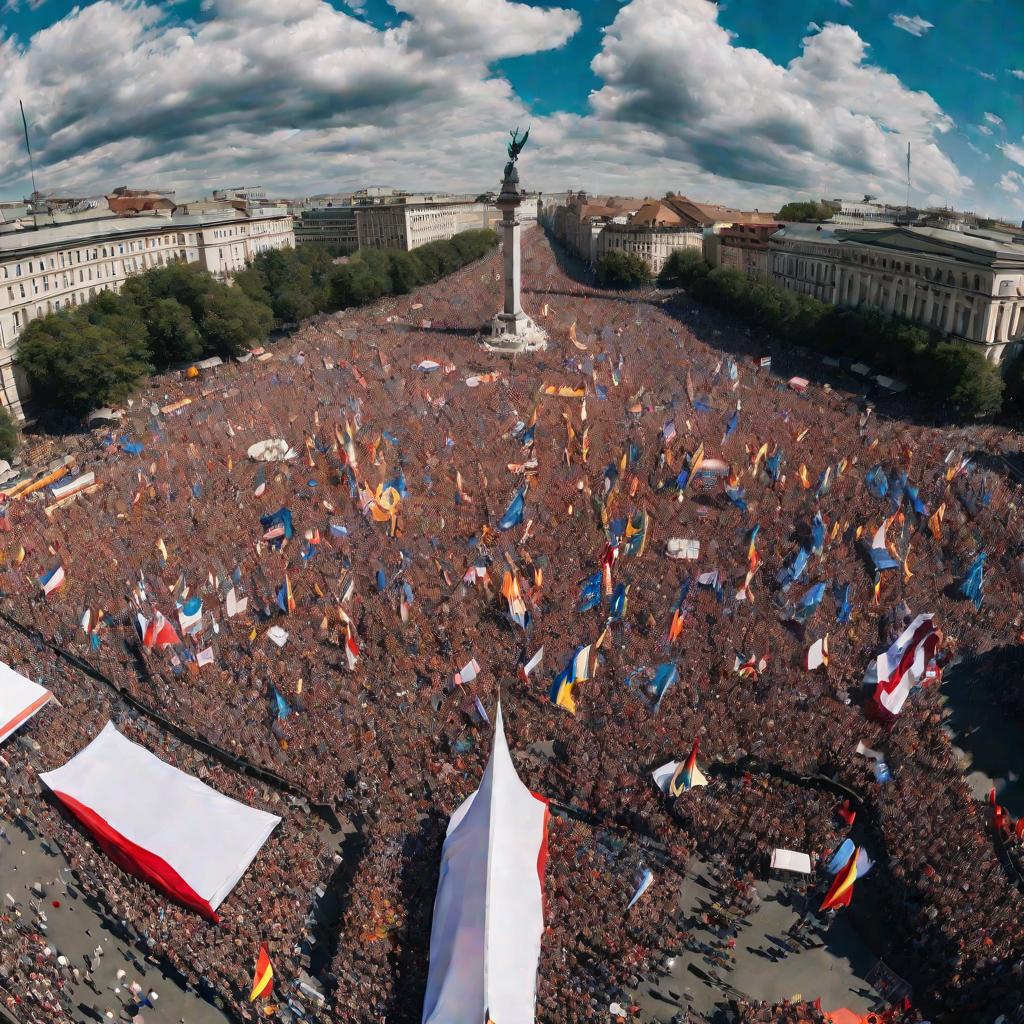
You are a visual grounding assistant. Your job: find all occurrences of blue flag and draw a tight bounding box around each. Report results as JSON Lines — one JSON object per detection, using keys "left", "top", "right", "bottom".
{"left": 765, "top": 451, "right": 783, "bottom": 482}
{"left": 578, "top": 571, "right": 603, "bottom": 613}
{"left": 498, "top": 486, "right": 527, "bottom": 530}
{"left": 961, "top": 552, "right": 985, "bottom": 610}
{"left": 810, "top": 511, "right": 826, "bottom": 555}
{"left": 865, "top": 465, "right": 888, "bottom": 499}
{"left": 793, "top": 582, "right": 827, "bottom": 623}
{"left": 651, "top": 663, "right": 678, "bottom": 711}
{"left": 272, "top": 687, "right": 292, "bottom": 720}
{"left": 834, "top": 582, "right": 852, "bottom": 623}
{"left": 777, "top": 548, "right": 810, "bottom": 592}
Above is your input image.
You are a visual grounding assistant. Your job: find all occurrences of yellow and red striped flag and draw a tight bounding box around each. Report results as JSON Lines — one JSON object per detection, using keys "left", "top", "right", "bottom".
{"left": 249, "top": 943, "right": 273, "bottom": 1002}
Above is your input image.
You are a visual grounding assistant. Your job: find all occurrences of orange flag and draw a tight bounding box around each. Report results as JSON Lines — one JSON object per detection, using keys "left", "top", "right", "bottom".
{"left": 820, "top": 848, "right": 859, "bottom": 912}
{"left": 249, "top": 943, "right": 273, "bottom": 1002}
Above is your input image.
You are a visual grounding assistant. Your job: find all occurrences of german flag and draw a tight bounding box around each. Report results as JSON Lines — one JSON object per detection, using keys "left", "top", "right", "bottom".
{"left": 819, "top": 847, "right": 859, "bottom": 912}
{"left": 249, "top": 943, "right": 273, "bottom": 1002}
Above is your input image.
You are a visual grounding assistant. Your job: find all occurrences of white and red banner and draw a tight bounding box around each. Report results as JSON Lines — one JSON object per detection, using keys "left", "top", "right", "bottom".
{"left": 864, "top": 613, "right": 941, "bottom": 717}
{"left": 40, "top": 723, "right": 280, "bottom": 921}
{"left": 0, "top": 662, "right": 54, "bottom": 744}
{"left": 422, "top": 703, "right": 549, "bottom": 1024}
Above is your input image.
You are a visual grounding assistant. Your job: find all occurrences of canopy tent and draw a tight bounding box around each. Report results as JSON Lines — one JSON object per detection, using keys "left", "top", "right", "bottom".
{"left": 770, "top": 848, "right": 812, "bottom": 874}
{"left": 0, "top": 662, "right": 54, "bottom": 744}
{"left": 422, "top": 703, "right": 549, "bottom": 1024}
{"left": 40, "top": 722, "right": 280, "bottom": 922}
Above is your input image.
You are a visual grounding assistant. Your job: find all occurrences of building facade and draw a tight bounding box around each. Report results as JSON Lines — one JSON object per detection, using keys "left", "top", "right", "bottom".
{"left": 0, "top": 209, "right": 294, "bottom": 417}
{"left": 717, "top": 221, "right": 783, "bottom": 277}
{"left": 769, "top": 224, "right": 1024, "bottom": 364}
{"left": 293, "top": 195, "right": 498, "bottom": 253}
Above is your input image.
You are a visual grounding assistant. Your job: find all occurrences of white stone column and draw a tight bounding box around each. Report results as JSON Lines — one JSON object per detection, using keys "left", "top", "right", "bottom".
{"left": 944, "top": 293, "right": 956, "bottom": 334}
{"left": 503, "top": 210, "right": 522, "bottom": 317}
{"left": 980, "top": 302, "right": 996, "bottom": 344}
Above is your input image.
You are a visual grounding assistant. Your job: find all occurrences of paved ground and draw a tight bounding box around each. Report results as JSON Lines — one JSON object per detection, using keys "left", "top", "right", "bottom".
{"left": 1, "top": 816, "right": 231, "bottom": 1024}
{"left": 630, "top": 857, "right": 879, "bottom": 1023}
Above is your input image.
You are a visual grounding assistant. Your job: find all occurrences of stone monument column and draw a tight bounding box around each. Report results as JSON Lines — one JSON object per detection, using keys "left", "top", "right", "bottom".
{"left": 484, "top": 127, "right": 547, "bottom": 352}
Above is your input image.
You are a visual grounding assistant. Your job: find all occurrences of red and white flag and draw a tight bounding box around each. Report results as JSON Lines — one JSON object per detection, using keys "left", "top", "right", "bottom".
{"left": 865, "top": 613, "right": 940, "bottom": 717}
{"left": 805, "top": 635, "right": 829, "bottom": 671}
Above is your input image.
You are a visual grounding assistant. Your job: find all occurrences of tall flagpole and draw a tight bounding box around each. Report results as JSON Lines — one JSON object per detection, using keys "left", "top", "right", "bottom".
{"left": 19, "top": 100, "right": 39, "bottom": 228}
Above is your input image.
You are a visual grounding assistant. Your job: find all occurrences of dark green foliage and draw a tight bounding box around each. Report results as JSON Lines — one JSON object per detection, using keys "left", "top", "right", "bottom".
{"left": 326, "top": 228, "right": 498, "bottom": 311}
{"left": 777, "top": 200, "right": 834, "bottom": 222}
{"left": 660, "top": 252, "right": 1005, "bottom": 418}
{"left": 200, "top": 286, "right": 273, "bottom": 359}
{"left": 17, "top": 311, "right": 153, "bottom": 416}
{"left": 595, "top": 250, "right": 651, "bottom": 288}
{"left": 0, "top": 407, "right": 19, "bottom": 461}
{"left": 657, "top": 248, "right": 709, "bottom": 288}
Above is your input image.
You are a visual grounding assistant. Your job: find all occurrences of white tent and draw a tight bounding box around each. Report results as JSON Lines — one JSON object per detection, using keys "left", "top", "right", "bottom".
{"left": 40, "top": 722, "right": 280, "bottom": 921}
{"left": 770, "top": 848, "right": 812, "bottom": 874}
{"left": 422, "top": 704, "right": 549, "bottom": 1024}
{"left": 0, "top": 662, "right": 54, "bottom": 744}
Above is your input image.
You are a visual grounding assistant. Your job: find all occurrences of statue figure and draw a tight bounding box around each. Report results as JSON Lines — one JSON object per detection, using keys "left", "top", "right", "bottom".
{"left": 502, "top": 125, "right": 530, "bottom": 184}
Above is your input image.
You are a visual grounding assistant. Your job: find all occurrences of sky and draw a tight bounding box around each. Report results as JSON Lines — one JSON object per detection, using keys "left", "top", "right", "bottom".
{"left": 1, "top": 0, "right": 1022, "bottom": 218}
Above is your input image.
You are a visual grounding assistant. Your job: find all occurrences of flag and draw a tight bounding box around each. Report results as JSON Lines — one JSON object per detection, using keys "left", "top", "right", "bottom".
{"left": 777, "top": 548, "right": 809, "bottom": 591}
{"left": 609, "top": 583, "right": 629, "bottom": 622}
{"left": 549, "top": 663, "right": 576, "bottom": 715}
{"left": 178, "top": 596, "right": 203, "bottom": 635}
{"left": 626, "top": 868, "right": 654, "bottom": 911}
{"left": 498, "top": 486, "right": 527, "bottom": 531}
{"left": 272, "top": 687, "right": 292, "bottom": 720}
{"left": 867, "top": 613, "right": 941, "bottom": 717}
{"left": 810, "top": 512, "right": 826, "bottom": 554}
{"left": 454, "top": 659, "right": 481, "bottom": 686}
{"left": 764, "top": 450, "right": 782, "bottom": 482}
{"left": 723, "top": 408, "right": 739, "bottom": 442}
{"left": 928, "top": 502, "right": 946, "bottom": 540}
{"left": 805, "top": 635, "right": 829, "bottom": 671}
{"left": 501, "top": 571, "right": 529, "bottom": 628}
{"left": 521, "top": 408, "right": 538, "bottom": 447}
{"left": 577, "top": 571, "right": 603, "bottom": 613}
{"left": 669, "top": 739, "right": 708, "bottom": 796}
{"left": 519, "top": 646, "right": 544, "bottom": 683}
{"left": 797, "top": 464, "right": 810, "bottom": 489}
{"left": 140, "top": 612, "right": 179, "bottom": 649}
{"left": 277, "top": 574, "right": 295, "bottom": 615}
{"left": 865, "top": 465, "right": 888, "bottom": 498}
{"left": 961, "top": 552, "right": 985, "bottom": 610}
{"left": 344, "top": 624, "right": 360, "bottom": 670}
{"left": 40, "top": 565, "right": 65, "bottom": 597}
{"left": 793, "top": 582, "right": 827, "bottom": 623}
{"left": 650, "top": 663, "right": 677, "bottom": 711}
{"left": 249, "top": 943, "right": 273, "bottom": 1002}
{"left": 746, "top": 524, "right": 760, "bottom": 568}
{"left": 819, "top": 847, "right": 859, "bottom": 912}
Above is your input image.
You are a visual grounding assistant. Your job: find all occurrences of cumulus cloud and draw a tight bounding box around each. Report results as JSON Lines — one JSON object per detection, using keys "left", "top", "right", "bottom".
{"left": 984, "top": 112, "right": 1003, "bottom": 126}
{"left": 1010, "top": 69, "right": 1024, "bottom": 80}
{"left": 0, "top": 0, "right": 973, "bottom": 213}
{"left": 589, "top": 1, "right": 967, "bottom": 198}
{"left": 391, "top": 0, "right": 580, "bottom": 60}
{"left": 1001, "top": 142, "right": 1024, "bottom": 168}
{"left": 999, "top": 171, "right": 1024, "bottom": 194}
{"left": 890, "top": 14, "right": 934, "bottom": 37}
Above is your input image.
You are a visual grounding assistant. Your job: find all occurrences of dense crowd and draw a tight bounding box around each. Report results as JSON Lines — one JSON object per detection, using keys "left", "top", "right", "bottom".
{"left": 1, "top": 229, "right": 1024, "bottom": 1023}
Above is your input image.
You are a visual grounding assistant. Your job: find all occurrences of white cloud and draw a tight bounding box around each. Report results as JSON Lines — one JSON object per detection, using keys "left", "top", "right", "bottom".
{"left": 966, "top": 141, "right": 990, "bottom": 160}
{"left": 890, "top": 14, "right": 934, "bottom": 37}
{"left": 1010, "top": 69, "right": 1024, "bottom": 80}
{"left": 391, "top": 0, "right": 580, "bottom": 60}
{"left": 984, "top": 111, "right": 1003, "bottom": 126}
{"left": 977, "top": 125, "right": 993, "bottom": 136}
{"left": 1001, "top": 142, "right": 1024, "bottom": 168}
{"left": 977, "top": 70, "right": 996, "bottom": 81}
{"left": 0, "top": 0, "right": 973, "bottom": 214}
{"left": 999, "top": 171, "right": 1024, "bottom": 194}
{"left": 589, "top": 2, "right": 967, "bottom": 198}
{"left": 807, "top": 21, "right": 822, "bottom": 32}
{"left": 834, "top": 0, "right": 853, "bottom": 6}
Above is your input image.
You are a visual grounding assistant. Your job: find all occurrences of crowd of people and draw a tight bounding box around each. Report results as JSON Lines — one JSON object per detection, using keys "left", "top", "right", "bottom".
{"left": 1, "top": 227, "right": 1024, "bottom": 1023}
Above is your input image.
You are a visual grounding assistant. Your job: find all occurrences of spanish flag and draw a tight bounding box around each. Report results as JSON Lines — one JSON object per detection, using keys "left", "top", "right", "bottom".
{"left": 928, "top": 502, "right": 945, "bottom": 540}
{"left": 249, "top": 943, "right": 273, "bottom": 1002}
{"left": 277, "top": 574, "right": 295, "bottom": 615}
{"left": 797, "top": 463, "right": 811, "bottom": 489}
{"left": 819, "top": 847, "right": 859, "bottom": 912}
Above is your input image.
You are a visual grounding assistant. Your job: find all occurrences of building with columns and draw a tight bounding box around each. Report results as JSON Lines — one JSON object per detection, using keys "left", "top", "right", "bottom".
{"left": 769, "top": 223, "right": 1024, "bottom": 365}
{"left": 0, "top": 208, "right": 294, "bottom": 418}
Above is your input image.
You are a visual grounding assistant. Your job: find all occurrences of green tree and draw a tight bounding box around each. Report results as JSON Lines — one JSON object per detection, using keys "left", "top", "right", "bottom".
{"left": 777, "top": 200, "right": 834, "bottom": 222}
{"left": 657, "top": 249, "right": 709, "bottom": 288}
{"left": 146, "top": 297, "right": 204, "bottom": 369}
{"left": 387, "top": 250, "right": 425, "bottom": 294}
{"left": 926, "top": 342, "right": 1004, "bottom": 417}
{"left": 200, "top": 288, "right": 272, "bottom": 359}
{"left": 16, "top": 313, "right": 152, "bottom": 416}
{"left": 595, "top": 250, "right": 651, "bottom": 288}
{"left": 0, "top": 407, "right": 19, "bottom": 462}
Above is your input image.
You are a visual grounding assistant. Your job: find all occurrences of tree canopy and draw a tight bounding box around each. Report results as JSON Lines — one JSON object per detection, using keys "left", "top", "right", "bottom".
{"left": 595, "top": 250, "right": 651, "bottom": 289}
{"left": 777, "top": 200, "right": 834, "bottom": 222}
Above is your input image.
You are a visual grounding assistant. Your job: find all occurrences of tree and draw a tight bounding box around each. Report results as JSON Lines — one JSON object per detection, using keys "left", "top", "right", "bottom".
{"left": 146, "top": 297, "right": 204, "bottom": 369}
{"left": 595, "top": 250, "right": 651, "bottom": 288}
{"left": 0, "top": 407, "right": 18, "bottom": 462}
{"left": 200, "top": 288, "right": 272, "bottom": 359}
{"left": 777, "top": 200, "right": 834, "bottom": 222}
{"left": 657, "top": 249, "right": 709, "bottom": 288}
{"left": 387, "top": 250, "right": 425, "bottom": 294}
{"left": 927, "top": 342, "right": 1004, "bottom": 417}
{"left": 16, "top": 313, "right": 152, "bottom": 416}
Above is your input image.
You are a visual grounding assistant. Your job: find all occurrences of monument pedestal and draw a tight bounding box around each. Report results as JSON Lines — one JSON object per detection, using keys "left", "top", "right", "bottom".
{"left": 482, "top": 168, "right": 547, "bottom": 353}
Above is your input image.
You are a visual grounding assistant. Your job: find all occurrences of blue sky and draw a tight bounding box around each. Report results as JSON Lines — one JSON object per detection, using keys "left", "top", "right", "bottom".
{"left": 1, "top": 0, "right": 1022, "bottom": 218}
